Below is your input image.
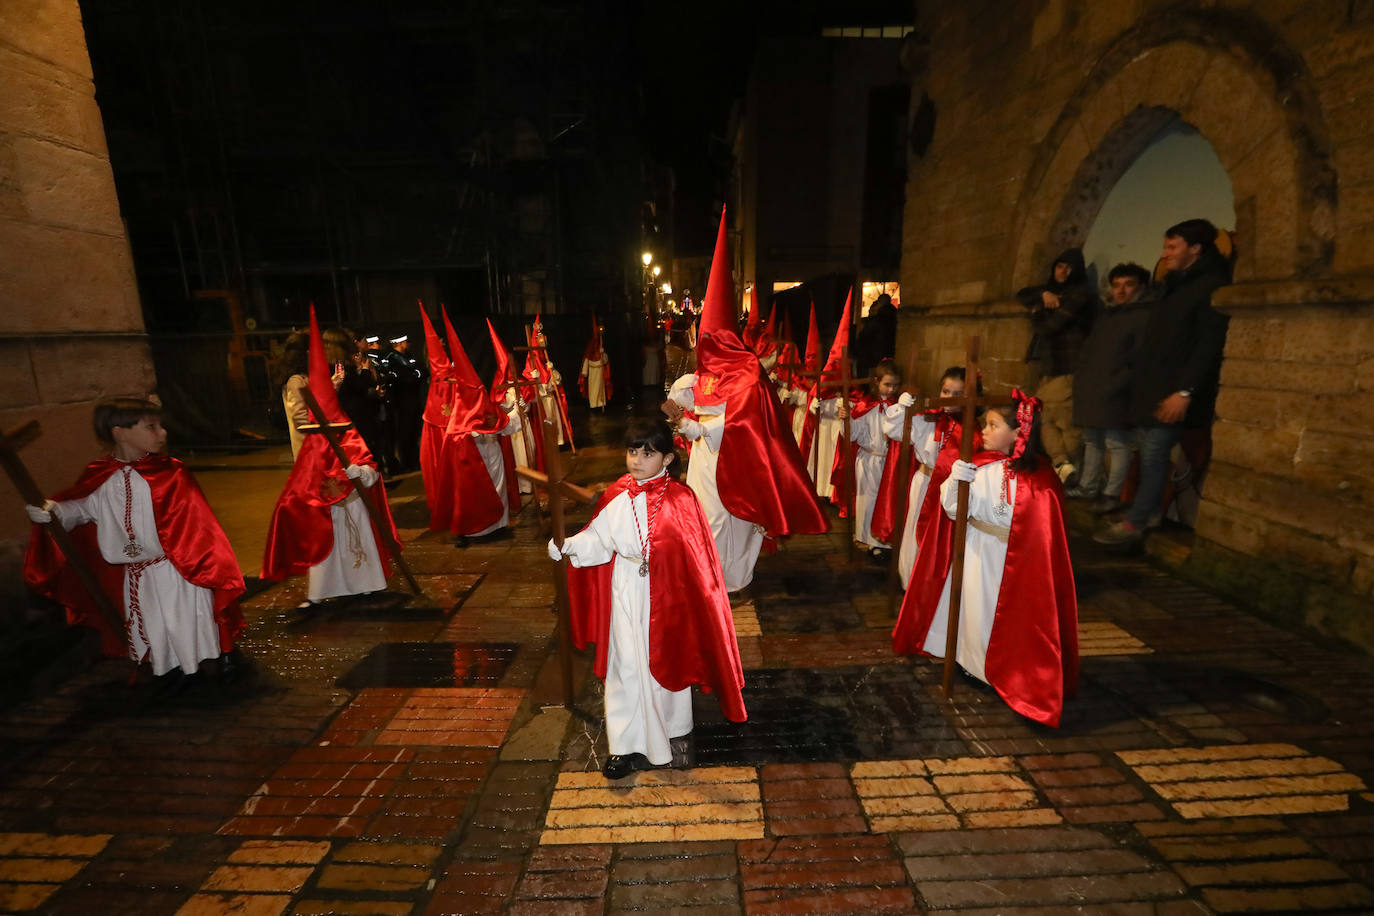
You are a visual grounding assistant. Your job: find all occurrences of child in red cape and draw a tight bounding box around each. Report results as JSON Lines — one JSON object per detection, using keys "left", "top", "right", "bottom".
{"left": 873, "top": 366, "right": 978, "bottom": 588}
{"left": 550, "top": 418, "right": 746, "bottom": 780}
{"left": 24, "top": 398, "right": 245, "bottom": 689}
{"left": 832, "top": 358, "right": 902, "bottom": 560}
{"left": 892, "top": 391, "right": 1079, "bottom": 727}
{"left": 262, "top": 308, "right": 400, "bottom": 609}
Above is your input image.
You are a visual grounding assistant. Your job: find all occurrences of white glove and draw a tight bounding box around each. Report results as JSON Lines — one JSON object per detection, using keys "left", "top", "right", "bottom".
{"left": 897, "top": 392, "right": 916, "bottom": 409}
{"left": 777, "top": 386, "right": 790, "bottom": 400}
{"left": 25, "top": 500, "right": 56, "bottom": 525}
{"left": 547, "top": 539, "right": 562, "bottom": 561}
{"left": 950, "top": 459, "right": 978, "bottom": 483}
{"left": 345, "top": 464, "right": 379, "bottom": 488}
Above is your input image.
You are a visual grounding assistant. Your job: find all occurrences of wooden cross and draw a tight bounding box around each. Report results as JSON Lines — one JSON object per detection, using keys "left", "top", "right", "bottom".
{"left": 886, "top": 346, "right": 921, "bottom": 616}
{"left": 0, "top": 420, "right": 129, "bottom": 649}
{"left": 515, "top": 328, "right": 576, "bottom": 456}
{"left": 514, "top": 409, "right": 597, "bottom": 709}
{"left": 297, "top": 387, "right": 425, "bottom": 597}
{"left": 925, "top": 336, "right": 1013, "bottom": 698}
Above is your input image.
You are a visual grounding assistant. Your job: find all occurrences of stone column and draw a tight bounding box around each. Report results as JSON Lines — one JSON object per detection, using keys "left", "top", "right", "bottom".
{"left": 0, "top": 1, "right": 155, "bottom": 602}
{"left": 1193, "top": 281, "right": 1374, "bottom": 651}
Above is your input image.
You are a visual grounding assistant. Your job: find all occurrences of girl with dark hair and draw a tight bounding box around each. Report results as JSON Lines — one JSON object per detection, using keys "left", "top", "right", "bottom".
{"left": 893, "top": 390, "right": 1079, "bottom": 728}
{"left": 550, "top": 417, "right": 745, "bottom": 780}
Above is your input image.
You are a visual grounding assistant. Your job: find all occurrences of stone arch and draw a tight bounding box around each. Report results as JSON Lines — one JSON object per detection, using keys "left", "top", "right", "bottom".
{"left": 1007, "top": 7, "right": 1336, "bottom": 290}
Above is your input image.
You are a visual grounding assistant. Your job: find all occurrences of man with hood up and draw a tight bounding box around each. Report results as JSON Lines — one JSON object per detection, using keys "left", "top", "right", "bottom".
{"left": 1016, "top": 247, "right": 1099, "bottom": 484}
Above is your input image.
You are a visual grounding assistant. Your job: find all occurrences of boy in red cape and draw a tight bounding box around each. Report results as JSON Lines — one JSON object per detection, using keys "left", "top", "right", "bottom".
{"left": 418, "top": 303, "right": 456, "bottom": 528}
{"left": 262, "top": 307, "right": 400, "bottom": 607}
{"left": 662, "top": 209, "right": 826, "bottom": 592}
{"left": 552, "top": 418, "right": 745, "bottom": 780}
{"left": 24, "top": 398, "right": 245, "bottom": 686}
{"left": 578, "top": 315, "right": 612, "bottom": 410}
{"left": 892, "top": 391, "right": 1079, "bottom": 727}
{"left": 441, "top": 308, "right": 518, "bottom": 540}
{"left": 872, "top": 367, "right": 979, "bottom": 588}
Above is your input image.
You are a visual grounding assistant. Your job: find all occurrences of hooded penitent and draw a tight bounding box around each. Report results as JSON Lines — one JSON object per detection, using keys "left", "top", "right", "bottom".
{"left": 440, "top": 307, "right": 508, "bottom": 535}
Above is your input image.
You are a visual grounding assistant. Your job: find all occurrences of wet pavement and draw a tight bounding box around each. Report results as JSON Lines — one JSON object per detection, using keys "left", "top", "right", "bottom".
{"left": 3, "top": 409, "right": 1374, "bottom": 914}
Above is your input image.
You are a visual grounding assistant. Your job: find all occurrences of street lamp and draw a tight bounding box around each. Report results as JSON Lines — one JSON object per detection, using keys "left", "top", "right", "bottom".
{"left": 642, "top": 252, "right": 653, "bottom": 267}
{"left": 652, "top": 265, "right": 661, "bottom": 278}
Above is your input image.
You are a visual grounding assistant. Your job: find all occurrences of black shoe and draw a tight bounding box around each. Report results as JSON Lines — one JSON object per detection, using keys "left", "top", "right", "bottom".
{"left": 295, "top": 599, "right": 319, "bottom": 615}
{"left": 453, "top": 536, "right": 470, "bottom": 549}
{"left": 602, "top": 753, "right": 650, "bottom": 780}
{"left": 156, "top": 668, "right": 195, "bottom": 698}
{"left": 217, "top": 651, "right": 241, "bottom": 685}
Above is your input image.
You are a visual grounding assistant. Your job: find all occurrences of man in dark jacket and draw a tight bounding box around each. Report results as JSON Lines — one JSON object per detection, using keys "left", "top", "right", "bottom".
{"left": 856, "top": 293, "right": 897, "bottom": 377}
{"left": 1096, "top": 219, "right": 1231, "bottom": 545}
{"left": 1017, "top": 247, "right": 1099, "bottom": 483}
{"left": 1069, "top": 263, "right": 1154, "bottom": 512}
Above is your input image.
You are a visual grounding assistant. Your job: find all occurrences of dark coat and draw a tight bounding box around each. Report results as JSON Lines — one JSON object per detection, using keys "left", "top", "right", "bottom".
{"left": 856, "top": 298, "right": 897, "bottom": 374}
{"left": 1127, "top": 248, "right": 1231, "bottom": 427}
{"left": 1072, "top": 293, "right": 1154, "bottom": 429}
{"left": 1017, "top": 248, "right": 1099, "bottom": 377}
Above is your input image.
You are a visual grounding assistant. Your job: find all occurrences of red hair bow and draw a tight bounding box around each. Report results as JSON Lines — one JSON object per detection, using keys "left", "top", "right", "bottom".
{"left": 1009, "top": 388, "right": 1043, "bottom": 460}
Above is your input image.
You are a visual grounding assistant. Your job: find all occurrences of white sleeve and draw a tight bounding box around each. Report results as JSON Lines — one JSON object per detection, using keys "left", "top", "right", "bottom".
{"left": 677, "top": 417, "right": 706, "bottom": 441}
{"left": 940, "top": 470, "right": 964, "bottom": 519}
{"left": 815, "top": 397, "right": 841, "bottom": 419}
{"left": 700, "top": 413, "right": 725, "bottom": 452}
{"left": 881, "top": 404, "right": 905, "bottom": 440}
{"left": 562, "top": 501, "right": 616, "bottom": 567}
{"left": 52, "top": 495, "right": 93, "bottom": 531}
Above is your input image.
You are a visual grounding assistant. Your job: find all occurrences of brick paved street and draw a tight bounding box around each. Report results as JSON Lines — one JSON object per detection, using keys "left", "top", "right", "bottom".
{"left": 4, "top": 415, "right": 1374, "bottom": 914}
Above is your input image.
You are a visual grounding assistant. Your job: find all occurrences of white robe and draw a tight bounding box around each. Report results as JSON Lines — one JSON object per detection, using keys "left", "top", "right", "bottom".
{"left": 678, "top": 408, "right": 764, "bottom": 593}
{"left": 562, "top": 472, "right": 693, "bottom": 765}
{"left": 581, "top": 356, "right": 608, "bottom": 409}
{"left": 784, "top": 388, "right": 808, "bottom": 445}
{"left": 505, "top": 394, "right": 534, "bottom": 494}
{"left": 920, "top": 461, "right": 1016, "bottom": 684}
{"left": 533, "top": 369, "right": 565, "bottom": 445}
{"left": 282, "top": 374, "right": 309, "bottom": 460}
{"left": 883, "top": 409, "right": 945, "bottom": 589}
{"left": 468, "top": 408, "right": 520, "bottom": 536}
{"left": 56, "top": 467, "right": 221, "bottom": 676}
{"left": 808, "top": 397, "right": 842, "bottom": 499}
{"left": 845, "top": 403, "right": 890, "bottom": 549}
{"left": 308, "top": 466, "right": 387, "bottom": 602}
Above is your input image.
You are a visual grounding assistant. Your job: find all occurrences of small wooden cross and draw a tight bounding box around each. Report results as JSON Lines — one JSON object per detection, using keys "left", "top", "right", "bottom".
{"left": 0, "top": 420, "right": 129, "bottom": 649}
{"left": 514, "top": 409, "right": 597, "bottom": 709}
{"left": 924, "top": 336, "right": 1014, "bottom": 698}
{"left": 297, "top": 387, "right": 425, "bottom": 597}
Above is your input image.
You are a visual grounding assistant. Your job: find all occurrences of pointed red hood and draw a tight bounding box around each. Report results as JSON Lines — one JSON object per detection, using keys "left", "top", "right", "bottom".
{"left": 442, "top": 306, "right": 503, "bottom": 435}
{"left": 804, "top": 302, "right": 822, "bottom": 374}
{"left": 583, "top": 313, "right": 604, "bottom": 360}
{"left": 420, "top": 301, "right": 452, "bottom": 377}
{"left": 698, "top": 208, "right": 738, "bottom": 341}
{"left": 820, "top": 287, "right": 854, "bottom": 390}
{"left": 742, "top": 287, "right": 760, "bottom": 346}
{"left": 487, "top": 318, "right": 515, "bottom": 392}
{"left": 523, "top": 312, "right": 551, "bottom": 383}
{"left": 307, "top": 305, "right": 348, "bottom": 423}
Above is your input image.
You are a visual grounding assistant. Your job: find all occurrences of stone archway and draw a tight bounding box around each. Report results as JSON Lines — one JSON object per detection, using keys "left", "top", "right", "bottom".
{"left": 1007, "top": 8, "right": 1336, "bottom": 290}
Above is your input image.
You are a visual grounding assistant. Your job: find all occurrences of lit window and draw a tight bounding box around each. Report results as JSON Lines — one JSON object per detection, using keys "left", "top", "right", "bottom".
{"left": 883, "top": 25, "right": 905, "bottom": 38}
{"left": 841, "top": 27, "right": 860, "bottom": 37}
{"left": 822, "top": 27, "right": 841, "bottom": 37}
{"left": 772, "top": 281, "right": 804, "bottom": 292}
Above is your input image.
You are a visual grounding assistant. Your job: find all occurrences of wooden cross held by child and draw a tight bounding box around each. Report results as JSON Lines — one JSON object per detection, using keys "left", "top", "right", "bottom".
{"left": 514, "top": 411, "right": 597, "bottom": 708}
{"left": 0, "top": 420, "right": 129, "bottom": 649}
{"left": 297, "top": 386, "right": 425, "bottom": 597}
{"left": 926, "top": 336, "right": 1013, "bottom": 698}
{"left": 886, "top": 347, "right": 921, "bottom": 616}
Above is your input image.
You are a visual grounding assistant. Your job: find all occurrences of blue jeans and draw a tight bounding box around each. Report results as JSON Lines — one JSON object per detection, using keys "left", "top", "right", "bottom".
{"left": 1079, "top": 427, "right": 1134, "bottom": 498}
{"left": 1126, "top": 425, "right": 1182, "bottom": 529}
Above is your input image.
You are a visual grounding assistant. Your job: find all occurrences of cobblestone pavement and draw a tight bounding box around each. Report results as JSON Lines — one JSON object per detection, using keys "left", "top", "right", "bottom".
{"left": 4, "top": 415, "right": 1374, "bottom": 914}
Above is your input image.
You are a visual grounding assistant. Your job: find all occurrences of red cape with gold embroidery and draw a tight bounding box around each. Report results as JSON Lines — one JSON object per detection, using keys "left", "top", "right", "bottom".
{"left": 420, "top": 306, "right": 456, "bottom": 529}
{"left": 696, "top": 330, "right": 827, "bottom": 539}
{"left": 871, "top": 413, "right": 977, "bottom": 544}
{"left": 566, "top": 475, "right": 747, "bottom": 722}
{"left": 24, "top": 454, "right": 246, "bottom": 659}
{"left": 892, "top": 452, "right": 1079, "bottom": 727}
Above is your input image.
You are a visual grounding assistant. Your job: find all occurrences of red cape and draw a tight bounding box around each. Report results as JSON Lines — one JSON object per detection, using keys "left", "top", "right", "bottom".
{"left": 871, "top": 413, "right": 975, "bottom": 544}
{"left": 25, "top": 455, "right": 246, "bottom": 658}
{"left": 828, "top": 391, "right": 887, "bottom": 515}
{"left": 419, "top": 306, "right": 456, "bottom": 527}
{"left": 566, "top": 475, "right": 747, "bottom": 722}
{"left": 524, "top": 347, "right": 575, "bottom": 452}
{"left": 892, "top": 453, "right": 1079, "bottom": 727}
{"left": 696, "top": 330, "right": 827, "bottom": 538}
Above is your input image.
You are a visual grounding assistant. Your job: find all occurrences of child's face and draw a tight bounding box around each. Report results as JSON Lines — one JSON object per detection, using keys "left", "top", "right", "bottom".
{"left": 939, "top": 377, "right": 965, "bottom": 413}
{"left": 626, "top": 444, "right": 673, "bottom": 481}
{"left": 981, "top": 410, "right": 1017, "bottom": 455}
{"left": 876, "top": 374, "right": 900, "bottom": 400}
{"left": 113, "top": 416, "right": 167, "bottom": 456}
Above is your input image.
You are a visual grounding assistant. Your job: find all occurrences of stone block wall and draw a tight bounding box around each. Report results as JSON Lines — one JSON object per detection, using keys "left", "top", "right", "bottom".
{"left": 898, "top": 0, "right": 1374, "bottom": 649}
{"left": 0, "top": 0, "right": 154, "bottom": 608}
